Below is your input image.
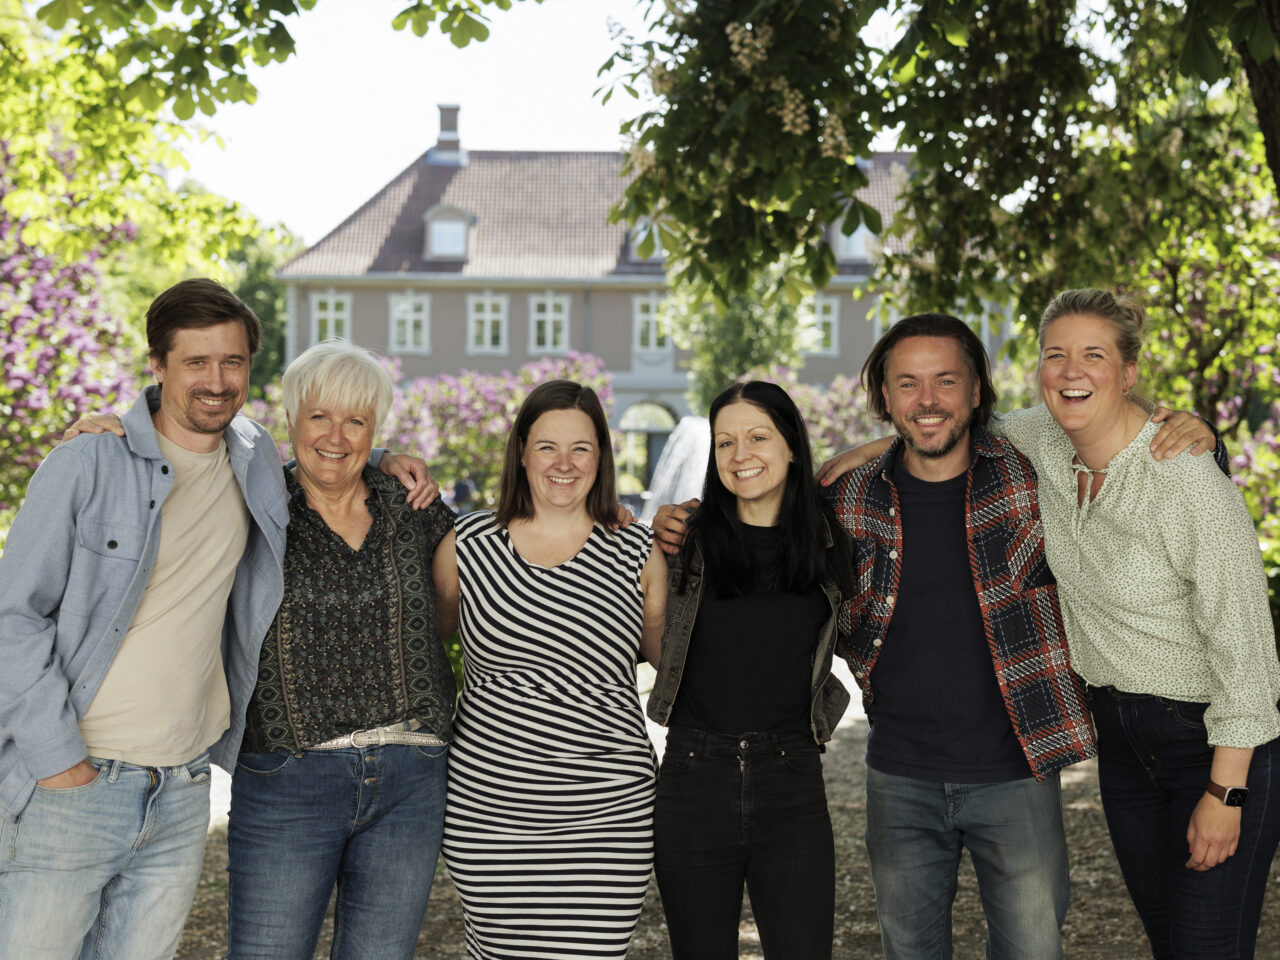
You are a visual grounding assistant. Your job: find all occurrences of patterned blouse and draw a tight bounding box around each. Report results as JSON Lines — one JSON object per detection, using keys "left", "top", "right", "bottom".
{"left": 991, "top": 405, "right": 1280, "bottom": 748}
{"left": 241, "top": 466, "right": 457, "bottom": 754}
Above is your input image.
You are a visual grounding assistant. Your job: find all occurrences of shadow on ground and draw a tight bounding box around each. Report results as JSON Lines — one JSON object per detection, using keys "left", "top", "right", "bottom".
{"left": 178, "top": 716, "right": 1280, "bottom": 959}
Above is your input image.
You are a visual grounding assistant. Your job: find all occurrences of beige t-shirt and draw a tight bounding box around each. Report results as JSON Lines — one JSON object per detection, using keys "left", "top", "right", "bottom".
{"left": 80, "top": 433, "right": 251, "bottom": 765}
{"left": 990, "top": 405, "right": 1280, "bottom": 748}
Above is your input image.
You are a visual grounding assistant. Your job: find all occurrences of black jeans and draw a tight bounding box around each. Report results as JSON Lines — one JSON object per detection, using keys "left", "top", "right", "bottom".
{"left": 1088, "top": 685, "right": 1280, "bottom": 959}
{"left": 653, "top": 726, "right": 834, "bottom": 959}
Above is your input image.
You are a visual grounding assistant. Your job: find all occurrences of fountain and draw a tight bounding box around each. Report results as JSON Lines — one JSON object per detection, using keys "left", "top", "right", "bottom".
{"left": 640, "top": 415, "right": 711, "bottom": 524}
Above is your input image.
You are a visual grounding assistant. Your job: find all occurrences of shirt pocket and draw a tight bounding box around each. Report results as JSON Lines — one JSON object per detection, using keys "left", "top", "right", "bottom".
{"left": 76, "top": 520, "right": 147, "bottom": 561}
{"left": 62, "top": 520, "right": 147, "bottom": 616}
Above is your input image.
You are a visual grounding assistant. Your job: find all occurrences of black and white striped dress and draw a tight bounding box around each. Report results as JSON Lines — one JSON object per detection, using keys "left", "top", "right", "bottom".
{"left": 442, "top": 511, "right": 657, "bottom": 959}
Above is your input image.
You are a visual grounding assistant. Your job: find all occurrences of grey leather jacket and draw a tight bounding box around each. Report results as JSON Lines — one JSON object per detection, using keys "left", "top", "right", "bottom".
{"left": 645, "top": 524, "right": 851, "bottom": 744}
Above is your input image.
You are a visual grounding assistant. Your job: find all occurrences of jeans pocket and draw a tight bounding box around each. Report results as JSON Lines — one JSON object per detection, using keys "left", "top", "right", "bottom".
{"left": 658, "top": 747, "right": 698, "bottom": 775}
{"left": 413, "top": 744, "right": 448, "bottom": 761}
{"left": 182, "top": 754, "right": 212, "bottom": 785}
{"left": 1160, "top": 698, "right": 1209, "bottom": 732}
{"left": 31, "top": 766, "right": 106, "bottom": 796}
{"left": 782, "top": 747, "right": 824, "bottom": 774}
{"left": 235, "top": 752, "right": 294, "bottom": 776}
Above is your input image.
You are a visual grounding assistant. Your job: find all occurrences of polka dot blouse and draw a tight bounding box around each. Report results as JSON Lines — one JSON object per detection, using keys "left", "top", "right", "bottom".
{"left": 991, "top": 405, "right": 1280, "bottom": 749}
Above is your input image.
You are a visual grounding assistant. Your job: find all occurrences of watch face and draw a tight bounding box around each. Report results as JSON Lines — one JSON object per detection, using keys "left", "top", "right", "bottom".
{"left": 1224, "top": 787, "right": 1250, "bottom": 807}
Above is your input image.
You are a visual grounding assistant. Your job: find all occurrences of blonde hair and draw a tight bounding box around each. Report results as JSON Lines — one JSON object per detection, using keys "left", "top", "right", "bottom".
{"left": 1038, "top": 289, "right": 1147, "bottom": 364}
{"left": 282, "top": 341, "right": 394, "bottom": 431}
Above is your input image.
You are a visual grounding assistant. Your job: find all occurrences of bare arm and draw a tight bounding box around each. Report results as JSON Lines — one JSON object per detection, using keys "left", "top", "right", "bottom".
{"left": 639, "top": 542, "right": 668, "bottom": 668}
{"left": 432, "top": 529, "right": 460, "bottom": 640}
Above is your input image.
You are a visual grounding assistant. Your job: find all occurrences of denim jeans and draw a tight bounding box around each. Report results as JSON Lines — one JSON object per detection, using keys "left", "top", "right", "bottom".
{"left": 1088, "top": 685, "right": 1280, "bottom": 959}
{"left": 653, "top": 727, "right": 835, "bottom": 960}
{"left": 226, "top": 743, "right": 448, "bottom": 960}
{"left": 0, "top": 752, "right": 212, "bottom": 960}
{"left": 864, "top": 766, "right": 1068, "bottom": 960}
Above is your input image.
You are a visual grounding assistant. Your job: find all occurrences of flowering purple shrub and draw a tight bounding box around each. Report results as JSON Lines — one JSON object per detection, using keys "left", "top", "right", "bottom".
{"left": 246, "top": 351, "right": 615, "bottom": 505}
{"left": 0, "top": 145, "right": 138, "bottom": 516}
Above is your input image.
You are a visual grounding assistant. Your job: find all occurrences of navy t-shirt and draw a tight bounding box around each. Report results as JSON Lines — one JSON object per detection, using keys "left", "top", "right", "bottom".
{"left": 864, "top": 448, "right": 1032, "bottom": 783}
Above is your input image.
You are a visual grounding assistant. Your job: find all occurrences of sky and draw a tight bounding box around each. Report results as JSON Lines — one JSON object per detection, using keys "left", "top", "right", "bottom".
{"left": 178, "top": 0, "right": 658, "bottom": 244}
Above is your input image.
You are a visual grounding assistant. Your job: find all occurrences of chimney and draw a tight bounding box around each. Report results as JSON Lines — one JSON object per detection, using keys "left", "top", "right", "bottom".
{"left": 428, "top": 104, "right": 466, "bottom": 166}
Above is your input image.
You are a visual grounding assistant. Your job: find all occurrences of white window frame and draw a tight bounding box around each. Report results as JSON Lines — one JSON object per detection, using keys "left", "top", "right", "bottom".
{"left": 804, "top": 294, "right": 840, "bottom": 357}
{"left": 309, "top": 289, "right": 351, "bottom": 344}
{"left": 466, "top": 292, "right": 509, "bottom": 355}
{"left": 387, "top": 291, "right": 431, "bottom": 355}
{"left": 632, "top": 293, "right": 671, "bottom": 353}
{"left": 527, "top": 293, "right": 571, "bottom": 355}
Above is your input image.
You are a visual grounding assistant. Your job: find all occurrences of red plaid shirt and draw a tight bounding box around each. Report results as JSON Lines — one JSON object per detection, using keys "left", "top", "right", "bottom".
{"left": 829, "top": 428, "right": 1096, "bottom": 780}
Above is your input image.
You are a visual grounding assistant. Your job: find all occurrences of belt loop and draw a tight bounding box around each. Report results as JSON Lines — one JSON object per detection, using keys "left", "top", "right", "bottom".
{"left": 107, "top": 759, "right": 123, "bottom": 783}
{"left": 377, "top": 726, "right": 387, "bottom": 747}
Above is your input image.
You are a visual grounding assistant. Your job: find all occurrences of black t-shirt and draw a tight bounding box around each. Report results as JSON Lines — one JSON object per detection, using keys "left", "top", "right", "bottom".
{"left": 864, "top": 448, "right": 1032, "bottom": 783}
{"left": 669, "top": 524, "right": 827, "bottom": 736}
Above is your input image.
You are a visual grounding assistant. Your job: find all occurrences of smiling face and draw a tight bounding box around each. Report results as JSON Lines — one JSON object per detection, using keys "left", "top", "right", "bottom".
{"left": 1039, "top": 312, "right": 1137, "bottom": 439}
{"left": 882, "top": 336, "right": 980, "bottom": 479}
{"left": 713, "top": 400, "right": 793, "bottom": 525}
{"left": 289, "top": 400, "right": 375, "bottom": 494}
{"left": 522, "top": 408, "right": 599, "bottom": 517}
{"left": 151, "top": 321, "right": 251, "bottom": 453}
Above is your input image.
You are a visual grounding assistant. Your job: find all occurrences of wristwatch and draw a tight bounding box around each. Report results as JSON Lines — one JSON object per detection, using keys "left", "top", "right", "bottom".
{"left": 1206, "top": 779, "right": 1249, "bottom": 807}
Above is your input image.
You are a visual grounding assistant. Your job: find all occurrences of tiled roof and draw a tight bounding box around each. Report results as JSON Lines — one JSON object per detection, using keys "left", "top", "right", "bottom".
{"left": 280, "top": 148, "right": 911, "bottom": 281}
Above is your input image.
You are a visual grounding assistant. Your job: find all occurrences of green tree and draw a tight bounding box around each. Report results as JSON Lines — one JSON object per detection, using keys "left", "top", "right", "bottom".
{"left": 229, "top": 229, "right": 305, "bottom": 397}
{"left": 664, "top": 263, "right": 816, "bottom": 413}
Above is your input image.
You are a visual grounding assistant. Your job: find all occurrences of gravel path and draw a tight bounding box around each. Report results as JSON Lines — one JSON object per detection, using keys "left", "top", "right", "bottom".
{"left": 178, "top": 668, "right": 1280, "bottom": 958}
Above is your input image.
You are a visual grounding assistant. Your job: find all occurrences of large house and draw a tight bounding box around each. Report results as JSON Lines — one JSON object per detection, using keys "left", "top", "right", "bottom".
{"left": 279, "top": 106, "right": 917, "bottom": 445}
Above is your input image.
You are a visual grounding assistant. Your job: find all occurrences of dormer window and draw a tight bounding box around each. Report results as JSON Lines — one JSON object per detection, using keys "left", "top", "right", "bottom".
{"left": 832, "top": 223, "right": 872, "bottom": 261}
{"left": 423, "top": 204, "right": 474, "bottom": 260}
{"left": 430, "top": 220, "right": 467, "bottom": 257}
{"left": 628, "top": 220, "right": 665, "bottom": 263}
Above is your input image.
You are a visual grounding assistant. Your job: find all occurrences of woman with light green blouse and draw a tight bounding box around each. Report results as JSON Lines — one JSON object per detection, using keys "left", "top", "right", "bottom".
{"left": 990, "top": 289, "right": 1280, "bottom": 960}
{"left": 819, "top": 289, "right": 1280, "bottom": 958}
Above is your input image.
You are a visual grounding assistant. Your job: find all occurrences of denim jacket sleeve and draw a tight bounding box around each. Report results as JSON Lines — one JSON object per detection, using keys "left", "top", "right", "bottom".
{"left": 0, "top": 445, "right": 95, "bottom": 782}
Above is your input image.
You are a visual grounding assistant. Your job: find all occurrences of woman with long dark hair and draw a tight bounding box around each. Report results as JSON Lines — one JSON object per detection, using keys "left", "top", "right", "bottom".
{"left": 646, "top": 380, "right": 854, "bottom": 959}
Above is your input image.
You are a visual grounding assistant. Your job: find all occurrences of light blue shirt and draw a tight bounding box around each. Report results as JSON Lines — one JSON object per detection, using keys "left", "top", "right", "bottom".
{"left": 0, "top": 386, "right": 289, "bottom": 817}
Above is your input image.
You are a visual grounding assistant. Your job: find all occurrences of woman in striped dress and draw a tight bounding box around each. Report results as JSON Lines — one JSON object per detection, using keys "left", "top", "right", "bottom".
{"left": 433, "top": 379, "right": 668, "bottom": 959}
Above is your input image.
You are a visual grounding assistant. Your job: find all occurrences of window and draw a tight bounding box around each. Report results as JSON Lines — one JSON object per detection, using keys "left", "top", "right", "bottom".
{"left": 466, "top": 293, "right": 508, "bottom": 355}
{"left": 833, "top": 224, "right": 871, "bottom": 261}
{"left": 803, "top": 295, "right": 840, "bottom": 356}
{"left": 422, "top": 204, "right": 473, "bottom": 260}
{"left": 528, "top": 294, "right": 570, "bottom": 354}
{"left": 309, "top": 290, "right": 350, "bottom": 343}
{"left": 628, "top": 221, "right": 664, "bottom": 263}
{"left": 632, "top": 293, "right": 670, "bottom": 352}
{"left": 429, "top": 219, "right": 467, "bottom": 257}
{"left": 388, "top": 292, "right": 431, "bottom": 354}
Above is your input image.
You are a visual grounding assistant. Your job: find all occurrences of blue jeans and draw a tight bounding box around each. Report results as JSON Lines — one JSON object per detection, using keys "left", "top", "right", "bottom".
{"left": 0, "top": 753, "right": 212, "bottom": 960}
{"left": 226, "top": 743, "right": 448, "bottom": 960}
{"left": 864, "top": 766, "right": 1068, "bottom": 960}
{"left": 1088, "top": 685, "right": 1280, "bottom": 959}
{"left": 653, "top": 727, "right": 835, "bottom": 960}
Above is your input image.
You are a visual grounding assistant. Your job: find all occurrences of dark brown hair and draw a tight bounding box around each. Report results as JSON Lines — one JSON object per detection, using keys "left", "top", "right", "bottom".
{"left": 495, "top": 380, "right": 618, "bottom": 527}
{"left": 147, "top": 278, "right": 262, "bottom": 367}
{"left": 860, "top": 312, "right": 997, "bottom": 427}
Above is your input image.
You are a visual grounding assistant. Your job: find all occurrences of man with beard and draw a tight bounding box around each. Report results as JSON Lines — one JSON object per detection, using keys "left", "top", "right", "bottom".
{"left": 822, "top": 312, "right": 1094, "bottom": 960}
{"left": 0, "top": 279, "right": 431, "bottom": 959}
